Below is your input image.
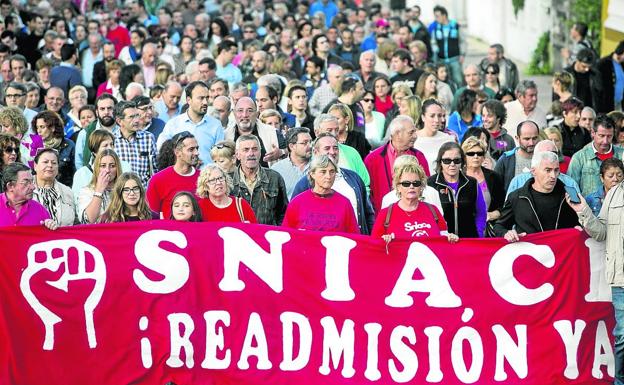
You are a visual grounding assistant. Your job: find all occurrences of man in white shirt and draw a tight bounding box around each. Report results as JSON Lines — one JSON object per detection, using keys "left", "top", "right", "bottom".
{"left": 503, "top": 80, "right": 547, "bottom": 143}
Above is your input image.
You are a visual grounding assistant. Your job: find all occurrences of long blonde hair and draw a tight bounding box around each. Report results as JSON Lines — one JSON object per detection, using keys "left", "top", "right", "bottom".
{"left": 89, "top": 149, "right": 122, "bottom": 189}
{"left": 101, "top": 172, "right": 153, "bottom": 223}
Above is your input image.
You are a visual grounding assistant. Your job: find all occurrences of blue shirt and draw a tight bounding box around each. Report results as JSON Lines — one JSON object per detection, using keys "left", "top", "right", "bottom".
{"left": 613, "top": 58, "right": 624, "bottom": 105}
{"left": 506, "top": 172, "right": 581, "bottom": 198}
{"left": 446, "top": 111, "right": 482, "bottom": 142}
{"left": 154, "top": 99, "right": 182, "bottom": 123}
{"left": 309, "top": 0, "right": 338, "bottom": 28}
{"left": 158, "top": 112, "right": 224, "bottom": 167}
{"left": 215, "top": 63, "right": 242, "bottom": 86}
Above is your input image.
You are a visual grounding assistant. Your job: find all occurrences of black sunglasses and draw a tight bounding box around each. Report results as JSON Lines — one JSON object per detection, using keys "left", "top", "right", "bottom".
{"left": 362, "top": 98, "right": 374, "bottom": 102}
{"left": 441, "top": 158, "right": 462, "bottom": 165}
{"left": 3, "top": 146, "right": 17, "bottom": 154}
{"left": 486, "top": 71, "right": 498, "bottom": 75}
{"left": 399, "top": 180, "right": 422, "bottom": 188}
{"left": 465, "top": 151, "right": 485, "bottom": 157}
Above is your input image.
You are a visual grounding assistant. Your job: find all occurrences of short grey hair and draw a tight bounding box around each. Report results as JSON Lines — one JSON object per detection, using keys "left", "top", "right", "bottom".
{"left": 582, "top": 106, "right": 596, "bottom": 118}
{"left": 515, "top": 80, "right": 537, "bottom": 97}
{"left": 314, "top": 114, "right": 338, "bottom": 133}
{"left": 185, "top": 60, "right": 198, "bottom": 77}
{"left": 125, "top": 82, "right": 145, "bottom": 96}
{"left": 534, "top": 139, "right": 557, "bottom": 154}
{"left": 307, "top": 154, "right": 338, "bottom": 187}
{"left": 388, "top": 115, "right": 416, "bottom": 137}
{"left": 235, "top": 134, "right": 262, "bottom": 151}
{"left": 361, "top": 50, "right": 376, "bottom": 62}
{"left": 531, "top": 150, "right": 559, "bottom": 169}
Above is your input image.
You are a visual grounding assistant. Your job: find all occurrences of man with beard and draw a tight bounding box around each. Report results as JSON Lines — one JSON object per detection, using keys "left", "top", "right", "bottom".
{"left": 495, "top": 120, "right": 541, "bottom": 192}
{"left": 113, "top": 101, "right": 157, "bottom": 187}
{"left": 92, "top": 42, "right": 116, "bottom": 93}
{"left": 242, "top": 50, "right": 271, "bottom": 95}
{"left": 158, "top": 81, "right": 224, "bottom": 167}
{"left": 230, "top": 134, "right": 288, "bottom": 225}
{"left": 271, "top": 127, "right": 313, "bottom": 199}
{"left": 147, "top": 131, "right": 201, "bottom": 219}
{"left": 225, "top": 96, "right": 281, "bottom": 167}
{"left": 75, "top": 94, "right": 118, "bottom": 169}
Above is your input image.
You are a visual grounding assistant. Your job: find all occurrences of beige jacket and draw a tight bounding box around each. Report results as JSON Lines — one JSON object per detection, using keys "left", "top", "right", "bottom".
{"left": 578, "top": 182, "right": 624, "bottom": 286}
{"left": 224, "top": 122, "right": 280, "bottom": 165}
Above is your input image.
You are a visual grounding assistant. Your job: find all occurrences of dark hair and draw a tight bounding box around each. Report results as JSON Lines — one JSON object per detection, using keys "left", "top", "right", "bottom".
{"left": 311, "top": 34, "right": 327, "bottom": 56}
{"left": 594, "top": 114, "right": 616, "bottom": 133}
{"left": 297, "top": 21, "right": 312, "bottom": 39}
{"left": 287, "top": 84, "right": 307, "bottom": 99}
{"left": 157, "top": 139, "right": 176, "bottom": 170}
{"left": 573, "top": 22, "right": 588, "bottom": 38}
{"left": 433, "top": 5, "right": 448, "bottom": 16}
{"left": 391, "top": 48, "right": 412, "bottom": 63}
{"left": 340, "top": 77, "right": 359, "bottom": 95}
{"left": 305, "top": 56, "right": 324, "bottom": 74}
{"left": 561, "top": 97, "right": 584, "bottom": 114}
{"left": 435, "top": 142, "right": 464, "bottom": 173}
{"left": 5, "top": 81, "right": 26, "bottom": 94}
{"left": 60, "top": 43, "right": 77, "bottom": 62}
{"left": 2, "top": 162, "right": 30, "bottom": 190}
{"left": 199, "top": 57, "right": 216, "bottom": 70}
{"left": 34, "top": 147, "right": 59, "bottom": 164}
{"left": 495, "top": 87, "right": 515, "bottom": 102}
{"left": 32, "top": 110, "right": 64, "bottom": 140}
{"left": 169, "top": 191, "right": 203, "bottom": 222}
{"left": 119, "top": 64, "right": 142, "bottom": 99}
{"left": 462, "top": 127, "right": 491, "bottom": 146}
{"left": 95, "top": 93, "right": 117, "bottom": 109}
{"left": 599, "top": 157, "right": 624, "bottom": 177}
{"left": 577, "top": 48, "right": 595, "bottom": 64}
{"left": 114, "top": 100, "right": 137, "bottom": 120}
{"left": 421, "top": 98, "right": 445, "bottom": 117}
{"left": 457, "top": 89, "right": 477, "bottom": 117}
{"left": 485, "top": 62, "right": 500, "bottom": 74}
{"left": 257, "top": 85, "right": 278, "bottom": 102}
{"left": 185, "top": 80, "right": 209, "bottom": 98}
{"left": 78, "top": 104, "right": 96, "bottom": 119}
{"left": 482, "top": 99, "right": 507, "bottom": 126}
{"left": 615, "top": 41, "right": 624, "bottom": 56}
{"left": 286, "top": 127, "right": 310, "bottom": 146}
{"left": 0, "top": 133, "right": 20, "bottom": 170}
{"left": 209, "top": 17, "right": 230, "bottom": 40}
{"left": 216, "top": 40, "right": 237, "bottom": 55}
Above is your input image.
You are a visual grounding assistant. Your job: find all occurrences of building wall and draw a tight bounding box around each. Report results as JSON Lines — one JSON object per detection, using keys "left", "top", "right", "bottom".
{"left": 601, "top": 0, "right": 624, "bottom": 56}
{"left": 464, "top": 0, "right": 552, "bottom": 64}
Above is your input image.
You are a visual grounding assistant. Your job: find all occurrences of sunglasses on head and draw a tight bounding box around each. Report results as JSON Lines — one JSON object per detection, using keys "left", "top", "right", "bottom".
{"left": 399, "top": 180, "right": 422, "bottom": 188}
{"left": 441, "top": 158, "right": 462, "bottom": 165}
{"left": 173, "top": 131, "right": 193, "bottom": 147}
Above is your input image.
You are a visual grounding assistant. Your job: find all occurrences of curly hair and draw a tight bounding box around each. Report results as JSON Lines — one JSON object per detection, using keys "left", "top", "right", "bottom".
{"left": 0, "top": 106, "right": 28, "bottom": 136}
{"left": 32, "top": 110, "right": 64, "bottom": 140}
{"left": 196, "top": 164, "right": 231, "bottom": 198}
{"left": 0, "top": 133, "right": 21, "bottom": 170}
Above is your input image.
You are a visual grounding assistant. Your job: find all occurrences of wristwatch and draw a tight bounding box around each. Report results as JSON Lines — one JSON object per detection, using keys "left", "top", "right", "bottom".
{"left": 93, "top": 191, "right": 104, "bottom": 198}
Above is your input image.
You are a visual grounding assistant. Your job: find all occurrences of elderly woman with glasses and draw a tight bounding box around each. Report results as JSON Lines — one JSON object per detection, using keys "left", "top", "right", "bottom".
{"left": 372, "top": 155, "right": 457, "bottom": 243}
{"left": 282, "top": 154, "right": 358, "bottom": 233}
{"left": 428, "top": 142, "right": 487, "bottom": 238}
{"left": 462, "top": 136, "right": 504, "bottom": 232}
{"left": 32, "top": 111, "right": 75, "bottom": 187}
{"left": 197, "top": 164, "right": 257, "bottom": 223}
{"left": 0, "top": 133, "right": 20, "bottom": 193}
{"left": 99, "top": 172, "right": 157, "bottom": 223}
{"left": 32, "top": 148, "right": 76, "bottom": 226}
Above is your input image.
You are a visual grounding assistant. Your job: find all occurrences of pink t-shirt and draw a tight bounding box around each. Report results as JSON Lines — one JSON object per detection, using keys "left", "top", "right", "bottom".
{"left": 0, "top": 193, "right": 50, "bottom": 227}
{"left": 282, "top": 190, "right": 359, "bottom": 233}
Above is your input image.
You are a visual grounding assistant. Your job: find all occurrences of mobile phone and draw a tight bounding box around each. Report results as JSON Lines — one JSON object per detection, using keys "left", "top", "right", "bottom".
{"left": 565, "top": 185, "right": 581, "bottom": 204}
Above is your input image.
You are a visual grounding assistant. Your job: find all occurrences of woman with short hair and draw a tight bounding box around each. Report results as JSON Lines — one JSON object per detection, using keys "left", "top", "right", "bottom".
{"left": 32, "top": 111, "right": 75, "bottom": 187}
{"left": 0, "top": 133, "right": 20, "bottom": 193}
{"left": 196, "top": 164, "right": 256, "bottom": 223}
{"left": 0, "top": 106, "right": 43, "bottom": 168}
{"left": 32, "top": 148, "right": 77, "bottom": 226}
{"left": 65, "top": 85, "right": 89, "bottom": 140}
{"left": 97, "top": 59, "right": 123, "bottom": 100}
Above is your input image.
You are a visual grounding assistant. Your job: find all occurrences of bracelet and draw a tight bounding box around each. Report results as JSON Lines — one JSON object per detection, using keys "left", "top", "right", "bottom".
{"left": 93, "top": 192, "right": 103, "bottom": 199}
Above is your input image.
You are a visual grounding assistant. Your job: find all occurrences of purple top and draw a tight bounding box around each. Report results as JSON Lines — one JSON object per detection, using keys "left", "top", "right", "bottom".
{"left": 0, "top": 193, "right": 51, "bottom": 227}
{"left": 447, "top": 180, "right": 487, "bottom": 237}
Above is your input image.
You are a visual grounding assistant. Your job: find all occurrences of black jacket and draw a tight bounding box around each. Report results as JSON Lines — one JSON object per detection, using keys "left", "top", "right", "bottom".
{"left": 595, "top": 54, "right": 624, "bottom": 113}
{"left": 428, "top": 172, "right": 479, "bottom": 237}
{"left": 493, "top": 178, "right": 579, "bottom": 236}
{"left": 482, "top": 167, "right": 505, "bottom": 212}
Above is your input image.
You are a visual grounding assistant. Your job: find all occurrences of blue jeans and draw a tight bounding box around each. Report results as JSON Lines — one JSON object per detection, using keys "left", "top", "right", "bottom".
{"left": 612, "top": 287, "right": 624, "bottom": 384}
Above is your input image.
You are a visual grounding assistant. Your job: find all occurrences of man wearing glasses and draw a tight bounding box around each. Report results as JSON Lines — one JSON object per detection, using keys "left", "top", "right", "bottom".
{"left": 4, "top": 82, "right": 37, "bottom": 126}
{"left": 132, "top": 95, "right": 165, "bottom": 141}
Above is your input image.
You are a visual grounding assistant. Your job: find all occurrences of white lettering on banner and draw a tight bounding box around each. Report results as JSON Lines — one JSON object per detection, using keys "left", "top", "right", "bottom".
{"left": 592, "top": 320, "right": 615, "bottom": 379}
{"left": 201, "top": 311, "right": 231, "bottom": 369}
{"left": 451, "top": 309, "right": 484, "bottom": 383}
{"left": 363, "top": 323, "right": 383, "bottom": 380}
{"left": 321, "top": 236, "right": 357, "bottom": 301}
{"left": 166, "top": 313, "right": 195, "bottom": 368}
{"left": 492, "top": 324, "right": 528, "bottom": 381}
{"left": 388, "top": 326, "right": 418, "bottom": 383}
{"left": 280, "top": 312, "right": 312, "bottom": 371}
{"left": 133, "top": 230, "right": 189, "bottom": 294}
{"left": 424, "top": 326, "right": 444, "bottom": 382}
{"left": 139, "top": 316, "right": 153, "bottom": 368}
{"left": 20, "top": 239, "right": 106, "bottom": 350}
{"left": 238, "top": 312, "right": 272, "bottom": 370}
{"left": 553, "top": 319, "right": 586, "bottom": 379}
{"left": 319, "top": 316, "right": 356, "bottom": 378}
{"left": 489, "top": 242, "right": 555, "bottom": 305}
{"left": 584, "top": 239, "right": 612, "bottom": 302}
{"left": 385, "top": 242, "right": 462, "bottom": 308}
{"left": 218, "top": 227, "right": 291, "bottom": 293}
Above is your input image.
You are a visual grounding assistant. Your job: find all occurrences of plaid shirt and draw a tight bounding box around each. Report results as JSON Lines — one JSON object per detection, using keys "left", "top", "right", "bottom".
{"left": 113, "top": 129, "right": 157, "bottom": 187}
{"left": 308, "top": 82, "right": 337, "bottom": 117}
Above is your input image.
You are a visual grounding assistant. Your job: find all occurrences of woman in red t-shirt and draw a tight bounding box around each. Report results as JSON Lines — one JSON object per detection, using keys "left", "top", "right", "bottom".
{"left": 196, "top": 165, "right": 257, "bottom": 223}
{"left": 372, "top": 158, "right": 458, "bottom": 243}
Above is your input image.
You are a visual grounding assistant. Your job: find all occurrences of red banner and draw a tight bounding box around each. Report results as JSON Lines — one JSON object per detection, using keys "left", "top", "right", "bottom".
{"left": 0, "top": 223, "right": 615, "bottom": 385}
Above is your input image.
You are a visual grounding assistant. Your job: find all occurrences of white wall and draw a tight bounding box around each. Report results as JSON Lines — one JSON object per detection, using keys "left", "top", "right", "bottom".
{"left": 465, "top": 0, "right": 552, "bottom": 63}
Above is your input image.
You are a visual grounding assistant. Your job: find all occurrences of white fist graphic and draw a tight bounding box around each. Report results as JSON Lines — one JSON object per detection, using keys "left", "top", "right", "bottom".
{"left": 20, "top": 239, "right": 106, "bottom": 350}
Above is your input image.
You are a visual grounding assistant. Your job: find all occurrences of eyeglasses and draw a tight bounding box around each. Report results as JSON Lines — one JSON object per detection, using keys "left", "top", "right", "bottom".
{"left": 3, "top": 146, "right": 17, "bottom": 154}
{"left": 362, "top": 98, "right": 374, "bottom": 102}
{"left": 244, "top": 30, "right": 255, "bottom": 33}
{"left": 137, "top": 105, "right": 153, "bottom": 111}
{"left": 207, "top": 176, "right": 226, "bottom": 185}
{"left": 5, "top": 93, "right": 24, "bottom": 99}
{"left": 122, "top": 186, "right": 141, "bottom": 195}
{"left": 296, "top": 140, "right": 311, "bottom": 146}
{"left": 399, "top": 180, "right": 422, "bottom": 188}
{"left": 441, "top": 158, "right": 462, "bottom": 165}
{"left": 465, "top": 151, "right": 485, "bottom": 157}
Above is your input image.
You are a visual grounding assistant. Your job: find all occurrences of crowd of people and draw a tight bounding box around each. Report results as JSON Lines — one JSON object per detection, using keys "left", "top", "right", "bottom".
{"left": 0, "top": 0, "right": 623, "bottom": 380}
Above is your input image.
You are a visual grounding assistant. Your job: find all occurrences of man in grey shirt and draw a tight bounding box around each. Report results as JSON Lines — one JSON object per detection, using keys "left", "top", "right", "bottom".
{"left": 271, "top": 127, "right": 312, "bottom": 200}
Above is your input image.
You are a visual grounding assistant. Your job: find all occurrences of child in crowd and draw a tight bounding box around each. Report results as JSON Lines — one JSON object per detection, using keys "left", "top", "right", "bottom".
{"left": 169, "top": 191, "right": 202, "bottom": 222}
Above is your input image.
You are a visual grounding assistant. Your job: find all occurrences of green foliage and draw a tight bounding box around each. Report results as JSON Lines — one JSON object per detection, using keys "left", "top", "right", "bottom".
{"left": 569, "top": 0, "right": 602, "bottom": 52}
{"left": 527, "top": 32, "right": 553, "bottom": 75}
{"left": 512, "top": 0, "right": 525, "bottom": 18}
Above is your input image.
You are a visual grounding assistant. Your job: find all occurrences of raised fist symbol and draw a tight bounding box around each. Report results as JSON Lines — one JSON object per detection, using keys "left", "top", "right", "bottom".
{"left": 19, "top": 239, "right": 106, "bottom": 350}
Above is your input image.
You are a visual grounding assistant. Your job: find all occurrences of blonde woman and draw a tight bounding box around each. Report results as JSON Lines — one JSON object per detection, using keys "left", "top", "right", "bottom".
{"left": 328, "top": 103, "right": 371, "bottom": 160}
{"left": 99, "top": 172, "right": 157, "bottom": 223}
{"left": 196, "top": 164, "right": 256, "bottom": 223}
{"left": 542, "top": 126, "right": 571, "bottom": 173}
{"left": 0, "top": 106, "right": 43, "bottom": 168}
{"left": 77, "top": 149, "right": 121, "bottom": 224}
{"left": 210, "top": 140, "right": 237, "bottom": 177}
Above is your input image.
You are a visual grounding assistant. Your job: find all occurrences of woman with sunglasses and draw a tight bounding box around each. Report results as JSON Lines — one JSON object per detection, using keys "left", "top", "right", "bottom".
{"left": 428, "top": 142, "right": 487, "bottom": 238}
{"left": 461, "top": 137, "right": 504, "bottom": 234}
{"left": 32, "top": 148, "right": 77, "bottom": 226}
{"left": 360, "top": 89, "right": 385, "bottom": 149}
{"left": 483, "top": 63, "right": 501, "bottom": 94}
{"left": 0, "top": 133, "right": 21, "bottom": 193}
{"left": 196, "top": 164, "right": 256, "bottom": 223}
{"left": 100, "top": 172, "right": 157, "bottom": 223}
{"left": 372, "top": 156, "right": 457, "bottom": 243}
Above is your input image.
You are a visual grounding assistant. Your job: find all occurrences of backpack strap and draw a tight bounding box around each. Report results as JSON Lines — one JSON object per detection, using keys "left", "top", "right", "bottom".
{"left": 423, "top": 201, "right": 439, "bottom": 225}
{"left": 383, "top": 203, "right": 394, "bottom": 232}
{"left": 235, "top": 197, "right": 245, "bottom": 222}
